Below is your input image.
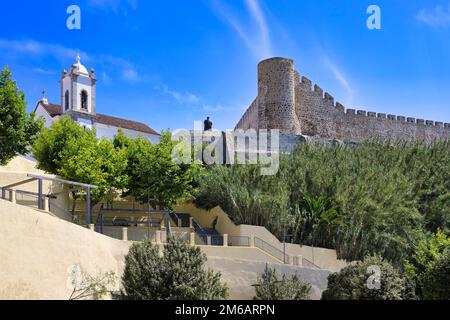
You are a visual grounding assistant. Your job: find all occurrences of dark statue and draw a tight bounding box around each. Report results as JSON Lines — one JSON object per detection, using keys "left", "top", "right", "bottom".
{"left": 204, "top": 117, "right": 213, "bottom": 131}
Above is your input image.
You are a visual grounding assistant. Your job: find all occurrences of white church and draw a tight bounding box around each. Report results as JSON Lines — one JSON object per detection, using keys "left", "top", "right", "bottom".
{"left": 34, "top": 55, "right": 160, "bottom": 142}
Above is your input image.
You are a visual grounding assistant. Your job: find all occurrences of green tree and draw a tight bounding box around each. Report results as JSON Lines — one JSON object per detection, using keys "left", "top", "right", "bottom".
{"left": 420, "top": 250, "right": 450, "bottom": 300}
{"left": 292, "top": 196, "right": 341, "bottom": 249}
{"left": 97, "top": 138, "right": 128, "bottom": 207}
{"left": 322, "top": 255, "right": 416, "bottom": 300}
{"left": 253, "top": 266, "right": 311, "bottom": 300}
{"left": 126, "top": 130, "right": 203, "bottom": 209}
{"left": 405, "top": 230, "right": 450, "bottom": 299}
{"left": 57, "top": 130, "right": 107, "bottom": 208}
{"left": 0, "top": 66, "right": 42, "bottom": 165}
{"left": 115, "top": 237, "right": 228, "bottom": 300}
{"left": 33, "top": 117, "right": 129, "bottom": 214}
{"left": 32, "top": 116, "right": 88, "bottom": 174}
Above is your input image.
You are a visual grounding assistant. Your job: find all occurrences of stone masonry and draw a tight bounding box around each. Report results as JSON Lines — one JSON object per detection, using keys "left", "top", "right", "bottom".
{"left": 235, "top": 57, "right": 450, "bottom": 142}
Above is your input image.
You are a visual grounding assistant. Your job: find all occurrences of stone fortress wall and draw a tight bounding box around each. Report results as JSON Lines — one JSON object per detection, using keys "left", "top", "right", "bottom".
{"left": 235, "top": 57, "right": 450, "bottom": 142}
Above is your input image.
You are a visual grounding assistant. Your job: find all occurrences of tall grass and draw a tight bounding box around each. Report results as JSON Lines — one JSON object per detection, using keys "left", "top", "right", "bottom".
{"left": 194, "top": 139, "right": 450, "bottom": 264}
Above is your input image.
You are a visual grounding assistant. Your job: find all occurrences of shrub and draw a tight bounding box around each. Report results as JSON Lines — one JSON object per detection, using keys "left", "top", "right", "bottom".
{"left": 115, "top": 237, "right": 228, "bottom": 300}
{"left": 321, "top": 255, "right": 417, "bottom": 300}
{"left": 405, "top": 230, "right": 450, "bottom": 299}
{"left": 421, "top": 250, "right": 450, "bottom": 300}
{"left": 253, "top": 266, "right": 311, "bottom": 300}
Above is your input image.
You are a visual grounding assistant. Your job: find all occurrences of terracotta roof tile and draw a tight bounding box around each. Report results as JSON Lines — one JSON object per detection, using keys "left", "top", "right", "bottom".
{"left": 39, "top": 103, "right": 62, "bottom": 117}
{"left": 96, "top": 113, "right": 160, "bottom": 136}
{"left": 37, "top": 102, "right": 159, "bottom": 136}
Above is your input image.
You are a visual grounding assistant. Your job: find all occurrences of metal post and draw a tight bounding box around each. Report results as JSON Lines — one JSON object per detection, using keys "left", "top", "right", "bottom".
{"left": 100, "top": 210, "right": 104, "bottom": 234}
{"left": 147, "top": 199, "right": 151, "bottom": 241}
{"left": 166, "top": 211, "right": 172, "bottom": 238}
{"left": 86, "top": 187, "right": 91, "bottom": 226}
{"left": 265, "top": 263, "right": 269, "bottom": 300}
{"left": 38, "top": 178, "right": 43, "bottom": 210}
{"left": 283, "top": 226, "right": 286, "bottom": 264}
{"left": 147, "top": 192, "right": 152, "bottom": 241}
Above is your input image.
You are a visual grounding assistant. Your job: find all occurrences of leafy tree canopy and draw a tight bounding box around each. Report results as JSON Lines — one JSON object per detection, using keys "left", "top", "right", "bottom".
{"left": 32, "top": 117, "right": 128, "bottom": 208}
{"left": 125, "top": 130, "right": 203, "bottom": 209}
{"left": 0, "top": 66, "right": 42, "bottom": 165}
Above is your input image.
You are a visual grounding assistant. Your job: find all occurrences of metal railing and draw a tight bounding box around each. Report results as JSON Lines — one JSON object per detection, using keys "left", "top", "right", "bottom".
{"left": 254, "top": 237, "right": 289, "bottom": 263}
{"left": 228, "top": 236, "right": 250, "bottom": 247}
{"left": 1, "top": 174, "right": 98, "bottom": 225}
{"left": 175, "top": 213, "right": 192, "bottom": 228}
{"left": 169, "top": 211, "right": 180, "bottom": 227}
{"left": 302, "top": 257, "right": 321, "bottom": 269}
{"left": 209, "top": 235, "right": 224, "bottom": 246}
{"left": 192, "top": 219, "right": 207, "bottom": 244}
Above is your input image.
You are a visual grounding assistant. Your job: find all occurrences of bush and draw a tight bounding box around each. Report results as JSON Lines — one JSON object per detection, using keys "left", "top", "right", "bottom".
{"left": 421, "top": 250, "right": 450, "bottom": 300}
{"left": 194, "top": 139, "right": 450, "bottom": 265}
{"left": 405, "top": 230, "right": 450, "bottom": 299}
{"left": 321, "top": 255, "right": 417, "bottom": 300}
{"left": 115, "top": 237, "right": 228, "bottom": 300}
{"left": 253, "top": 266, "right": 311, "bottom": 300}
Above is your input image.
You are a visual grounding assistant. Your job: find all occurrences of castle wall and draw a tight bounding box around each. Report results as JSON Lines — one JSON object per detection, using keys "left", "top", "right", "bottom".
{"left": 297, "top": 75, "right": 450, "bottom": 142}
{"left": 234, "top": 98, "right": 258, "bottom": 131}
{"left": 235, "top": 57, "right": 450, "bottom": 142}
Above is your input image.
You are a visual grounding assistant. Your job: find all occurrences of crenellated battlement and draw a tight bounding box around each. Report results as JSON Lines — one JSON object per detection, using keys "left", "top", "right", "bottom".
{"left": 296, "top": 73, "right": 449, "bottom": 129}
{"left": 235, "top": 57, "right": 450, "bottom": 142}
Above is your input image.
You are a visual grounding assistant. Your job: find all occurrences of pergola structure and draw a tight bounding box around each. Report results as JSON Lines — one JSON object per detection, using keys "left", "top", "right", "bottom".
{"left": 1, "top": 173, "right": 98, "bottom": 225}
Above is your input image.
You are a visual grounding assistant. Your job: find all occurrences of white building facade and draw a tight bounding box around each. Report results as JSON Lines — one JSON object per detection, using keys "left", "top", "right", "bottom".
{"left": 34, "top": 55, "right": 160, "bottom": 143}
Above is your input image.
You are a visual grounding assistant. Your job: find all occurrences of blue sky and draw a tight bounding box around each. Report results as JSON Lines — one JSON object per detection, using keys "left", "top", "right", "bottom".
{"left": 1, "top": 0, "right": 450, "bottom": 132}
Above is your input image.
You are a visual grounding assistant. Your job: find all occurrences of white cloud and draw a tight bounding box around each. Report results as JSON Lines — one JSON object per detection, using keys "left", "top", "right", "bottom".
{"left": 0, "top": 39, "right": 82, "bottom": 61}
{"left": 416, "top": 5, "right": 450, "bottom": 27}
{"left": 211, "top": 0, "right": 273, "bottom": 59}
{"left": 203, "top": 104, "right": 245, "bottom": 112}
{"left": 322, "top": 53, "right": 354, "bottom": 104}
{"left": 155, "top": 84, "right": 199, "bottom": 104}
{"left": 101, "top": 71, "right": 111, "bottom": 84}
{"left": 203, "top": 104, "right": 226, "bottom": 112}
{"left": 32, "top": 68, "right": 56, "bottom": 75}
{"left": 0, "top": 38, "right": 139, "bottom": 82}
{"left": 122, "top": 68, "right": 138, "bottom": 81}
{"left": 99, "top": 54, "right": 139, "bottom": 81}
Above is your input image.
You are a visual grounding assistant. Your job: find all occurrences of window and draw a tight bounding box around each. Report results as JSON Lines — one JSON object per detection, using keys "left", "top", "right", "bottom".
{"left": 81, "top": 90, "right": 88, "bottom": 110}
{"left": 65, "top": 90, "right": 69, "bottom": 111}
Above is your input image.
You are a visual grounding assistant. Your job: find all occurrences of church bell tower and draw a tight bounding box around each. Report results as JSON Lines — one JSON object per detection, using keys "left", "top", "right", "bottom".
{"left": 60, "top": 54, "right": 97, "bottom": 127}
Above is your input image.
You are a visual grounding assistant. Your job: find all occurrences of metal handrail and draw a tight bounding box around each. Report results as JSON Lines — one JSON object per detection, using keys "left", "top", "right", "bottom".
{"left": 169, "top": 211, "right": 180, "bottom": 226}
{"left": 192, "top": 219, "right": 207, "bottom": 243}
{"left": 254, "top": 237, "right": 288, "bottom": 263}
{"left": 98, "top": 208, "right": 167, "bottom": 213}
{"left": 1, "top": 188, "right": 56, "bottom": 199}
{"left": 302, "top": 257, "right": 321, "bottom": 269}
{"left": 173, "top": 213, "right": 191, "bottom": 228}
{"left": 228, "top": 236, "right": 250, "bottom": 247}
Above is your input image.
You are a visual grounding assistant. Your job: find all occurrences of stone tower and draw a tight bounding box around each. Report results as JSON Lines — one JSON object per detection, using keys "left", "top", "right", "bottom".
{"left": 257, "top": 57, "right": 301, "bottom": 134}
